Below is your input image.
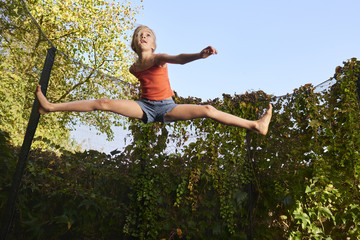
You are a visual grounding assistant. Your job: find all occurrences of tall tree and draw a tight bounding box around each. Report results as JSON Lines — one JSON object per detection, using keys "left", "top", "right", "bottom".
{"left": 0, "top": 0, "right": 142, "bottom": 151}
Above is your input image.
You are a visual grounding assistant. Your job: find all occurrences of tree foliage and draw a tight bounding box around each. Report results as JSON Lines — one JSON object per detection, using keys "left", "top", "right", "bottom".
{"left": 1, "top": 59, "right": 359, "bottom": 239}
{"left": 0, "top": 0, "right": 141, "bottom": 150}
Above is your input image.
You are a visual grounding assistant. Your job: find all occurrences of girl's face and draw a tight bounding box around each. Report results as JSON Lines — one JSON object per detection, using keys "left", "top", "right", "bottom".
{"left": 134, "top": 27, "right": 156, "bottom": 53}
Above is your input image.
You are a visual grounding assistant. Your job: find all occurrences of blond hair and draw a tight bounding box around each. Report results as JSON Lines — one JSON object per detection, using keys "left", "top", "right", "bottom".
{"left": 131, "top": 25, "right": 156, "bottom": 54}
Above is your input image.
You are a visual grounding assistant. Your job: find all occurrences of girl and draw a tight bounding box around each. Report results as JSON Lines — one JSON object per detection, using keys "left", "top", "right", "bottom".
{"left": 36, "top": 25, "right": 272, "bottom": 135}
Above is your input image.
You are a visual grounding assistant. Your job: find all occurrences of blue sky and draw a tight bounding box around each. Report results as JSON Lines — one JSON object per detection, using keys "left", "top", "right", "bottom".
{"left": 74, "top": 0, "right": 360, "bottom": 152}
{"left": 134, "top": 0, "right": 360, "bottom": 100}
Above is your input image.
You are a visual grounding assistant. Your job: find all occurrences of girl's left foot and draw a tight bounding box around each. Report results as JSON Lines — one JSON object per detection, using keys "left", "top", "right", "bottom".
{"left": 255, "top": 104, "right": 272, "bottom": 135}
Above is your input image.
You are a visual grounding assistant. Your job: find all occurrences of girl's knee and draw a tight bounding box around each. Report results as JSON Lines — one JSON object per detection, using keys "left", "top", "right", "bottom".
{"left": 203, "top": 105, "right": 217, "bottom": 117}
{"left": 96, "top": 98, "right": 111, "bottom": 110}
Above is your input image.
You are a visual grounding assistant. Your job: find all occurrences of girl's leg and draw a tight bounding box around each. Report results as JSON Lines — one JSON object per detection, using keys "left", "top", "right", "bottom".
{"left": 164, "top": 104, "right": 272, "bottom": 135}
{"left": 35, "top": 85, "right": 144, "bottom": 120}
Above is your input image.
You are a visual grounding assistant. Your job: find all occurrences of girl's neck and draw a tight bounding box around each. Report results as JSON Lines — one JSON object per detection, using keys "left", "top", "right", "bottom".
{"left": 136, "top": 51, "right": 154, "bottom": 64}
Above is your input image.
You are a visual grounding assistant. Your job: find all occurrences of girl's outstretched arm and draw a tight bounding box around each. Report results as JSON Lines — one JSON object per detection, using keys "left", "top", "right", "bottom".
{"left": 155, "top": 46, "right": 217, "bottom": 66}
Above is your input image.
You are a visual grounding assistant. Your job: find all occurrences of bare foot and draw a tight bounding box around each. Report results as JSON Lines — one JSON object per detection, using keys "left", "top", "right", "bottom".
{"left": 255, "top": 103, "right": 272, "bottom": 135}
{"left": 35, "top": 85, "right": 51, "bottom": 114}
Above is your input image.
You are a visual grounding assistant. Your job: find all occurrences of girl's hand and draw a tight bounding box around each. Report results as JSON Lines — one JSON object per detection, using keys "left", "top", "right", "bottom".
{"left": 200, "top": 46, "right": 217, "bottom": 58}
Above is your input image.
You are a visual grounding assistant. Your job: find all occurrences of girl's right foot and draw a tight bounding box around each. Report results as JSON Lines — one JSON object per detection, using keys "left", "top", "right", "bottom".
{"left": 35, "top": 85, "right": 51, "bottom": 114}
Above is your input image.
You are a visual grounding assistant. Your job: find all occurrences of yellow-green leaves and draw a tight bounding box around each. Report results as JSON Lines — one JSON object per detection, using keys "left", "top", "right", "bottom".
{"left": 0, "top": 0, "right": 142, "bottom": 149}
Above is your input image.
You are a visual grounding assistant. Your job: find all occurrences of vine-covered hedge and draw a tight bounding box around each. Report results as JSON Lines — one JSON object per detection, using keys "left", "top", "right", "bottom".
{"left": 1, "top": 59, "right": 359, "bottom": 239}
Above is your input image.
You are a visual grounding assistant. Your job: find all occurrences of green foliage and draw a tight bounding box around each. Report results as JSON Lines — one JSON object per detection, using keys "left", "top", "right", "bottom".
{"left": 2, "top": 148, "right": 131, "bottom": 239}
{"left": 119, "top": 59, "right": 360, "bottom": 239}
{"left": 289, "top": 178, "right": 360, "bottom": 239}
{"left": 0, "top": 130, "right": 18, "bottom": 220}
{"left": 1, "top": 59, "right": 359, "bottom": 239}
{"left": 286, "top": 59, "right": 360, "bottom": 239}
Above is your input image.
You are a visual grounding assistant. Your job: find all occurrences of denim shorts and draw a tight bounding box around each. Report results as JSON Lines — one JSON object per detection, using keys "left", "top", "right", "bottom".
{"left": 136, "top": 98, "right": 178, "bottom": 123}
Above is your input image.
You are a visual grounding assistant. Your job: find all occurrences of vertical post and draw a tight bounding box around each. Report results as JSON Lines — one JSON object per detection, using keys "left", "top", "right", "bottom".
{"left": 245, "top": 131, "right": 254, "bottom": 240}
{"left": 0, "top": 47, "right": 56, "bottom": 240}
{"left": 356, "top": 75, "right": 360, "bottom": 108}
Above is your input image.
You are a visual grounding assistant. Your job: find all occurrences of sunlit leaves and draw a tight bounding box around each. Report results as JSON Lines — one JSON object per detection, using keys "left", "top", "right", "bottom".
{"left": 0, "top": 0, "right": 142, "bottom": 149}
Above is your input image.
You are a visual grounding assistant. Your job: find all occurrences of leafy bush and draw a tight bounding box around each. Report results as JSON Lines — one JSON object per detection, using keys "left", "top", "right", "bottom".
{"left": 1, "top": 59, "right": 359, "bottom": 239}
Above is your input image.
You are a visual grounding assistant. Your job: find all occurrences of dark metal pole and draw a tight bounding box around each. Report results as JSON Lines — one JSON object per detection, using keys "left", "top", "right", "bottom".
{"left": 245, "top": 131, "right": 254, "bottom": 240}
{"left": 0, "top": 47, "right": 56, "bottom": 240}
{"left": 356, "top": 75, "right": 360, "bottom": 108}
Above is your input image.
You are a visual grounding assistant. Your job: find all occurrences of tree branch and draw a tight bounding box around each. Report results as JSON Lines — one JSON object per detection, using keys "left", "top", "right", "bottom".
{"left": 54, "top": 68, "right": 96, "bottom": 103}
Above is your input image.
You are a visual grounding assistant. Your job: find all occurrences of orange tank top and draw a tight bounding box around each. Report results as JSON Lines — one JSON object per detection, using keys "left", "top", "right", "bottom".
{"left": 132, "top": 61, "right": 174, "bottom": 101}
